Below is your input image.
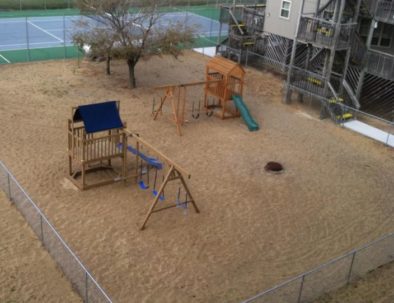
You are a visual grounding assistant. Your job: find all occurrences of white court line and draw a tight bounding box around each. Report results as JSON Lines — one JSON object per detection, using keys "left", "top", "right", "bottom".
{"left": 0, "top": 53, "right": 11, "bottom": 63}
{"left": 163, "top": 11, "right": 220, "bottom": 24}
{"left": 0, "top": 41, "right": 69, "bottom": 49}
{"left": 27, "top": 20, "right": 64, "bottom": 43}
{"left": 0, "top": 18, "right": 62, "bottom": 23}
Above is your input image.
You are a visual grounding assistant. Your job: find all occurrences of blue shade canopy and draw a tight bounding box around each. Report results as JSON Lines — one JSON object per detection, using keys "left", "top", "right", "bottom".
{"left": 73, "top": 101, "right": 123, "bottom": 134}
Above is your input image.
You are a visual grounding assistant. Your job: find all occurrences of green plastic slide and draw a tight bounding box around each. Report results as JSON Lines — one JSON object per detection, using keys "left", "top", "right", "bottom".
{"left": 232, "top": 95, "right": 260, "bottom": 132}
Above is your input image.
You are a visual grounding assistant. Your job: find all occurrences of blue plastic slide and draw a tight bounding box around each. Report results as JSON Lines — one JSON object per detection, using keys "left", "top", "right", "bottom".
{"left": 117, "top": 143, "right": 163, "bottom": 169}
{"left": 232, "top": 95, "right": 260, "bottom": 131}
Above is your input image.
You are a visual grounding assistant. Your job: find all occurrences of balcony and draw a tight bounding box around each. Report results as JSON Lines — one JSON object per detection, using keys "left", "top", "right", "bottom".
{"left": 367, "top": 49, "right": 394, "bottom": 80}
{"left": 375, "top": 0, "right": 394, "bottom": 24}
{"left": 288, "top": 66, "right": 329, "bottom": 98}
{"left": 297, "top": 16, "right": 356, "bottom": 50}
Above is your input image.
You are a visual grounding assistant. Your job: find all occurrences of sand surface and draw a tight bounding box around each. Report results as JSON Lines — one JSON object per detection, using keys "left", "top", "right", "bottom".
{"left": 314, "top": 261, "right": 394, "bottom": 303}
{"left": 0, "top": 192, "right": 81, "bottom": 303}
{"left": 0, "top": 52, "right": 393, "bottom": 302}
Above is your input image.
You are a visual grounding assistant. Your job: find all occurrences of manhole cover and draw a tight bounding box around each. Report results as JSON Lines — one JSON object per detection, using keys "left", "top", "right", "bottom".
{"left": 264, "top": 162, "right": 284, "bottom": 173}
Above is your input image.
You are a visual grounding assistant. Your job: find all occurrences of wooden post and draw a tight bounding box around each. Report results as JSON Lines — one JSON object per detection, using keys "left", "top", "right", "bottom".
{"left": 122, "top": 133, "right": 127, "bottom": 183}
{"left": 140, "top": 166, "right": 175, "bottom": 230}
{"left": 179, "top": 174, "right": 200, "bottom": 214}
{"left": 139, "top": 165, "right": 200, "bottom": 230}
{"left": 81, "top": 162, "right": 86, "bottom": 189}
{"left": 153, "top": 95, "right": 168, "bottom": 120}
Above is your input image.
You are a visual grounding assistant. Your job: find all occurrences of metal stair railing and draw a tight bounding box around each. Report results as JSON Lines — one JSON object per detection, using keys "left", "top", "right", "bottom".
{"left": 367, "top": 49, "right": 394, "bottom": 81}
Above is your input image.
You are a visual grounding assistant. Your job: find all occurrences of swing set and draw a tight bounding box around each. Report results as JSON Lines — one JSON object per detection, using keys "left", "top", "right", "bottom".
{"left": 125, "top": 132, "right": 200, "bottom": 230}
{"left": 152, "top": 56, "right": 246, "bottom": 136}
{"left": 68, "top": 101, "right": 199, "bottom": 230}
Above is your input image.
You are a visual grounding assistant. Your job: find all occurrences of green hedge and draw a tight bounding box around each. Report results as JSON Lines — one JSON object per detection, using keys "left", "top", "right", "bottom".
{"left": 0, "top": 0, "right": 75, "bottom": 10}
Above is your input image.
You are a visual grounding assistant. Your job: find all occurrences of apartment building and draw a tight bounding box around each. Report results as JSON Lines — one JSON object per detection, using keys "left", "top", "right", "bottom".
{"left": 218, "top": 0, "right": 394, "bottom": 121}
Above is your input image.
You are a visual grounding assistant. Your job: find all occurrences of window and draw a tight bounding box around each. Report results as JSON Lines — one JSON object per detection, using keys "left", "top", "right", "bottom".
{"left": 371, "top": 23, "right": 392, "bottom": 48}
{"left": 359, "top": 20, "right": 392, "bottom": 48}
{"left": 280, "top": 0, "right": 292, "bottom": 19}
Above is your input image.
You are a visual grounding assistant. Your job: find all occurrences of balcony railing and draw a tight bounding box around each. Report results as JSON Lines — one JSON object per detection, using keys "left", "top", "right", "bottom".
{"left": 350, "top": 34, "right": 368, "bottom": 64}
{"left": 367, "top": 49, "right": 394, "bottom": 80}
{"left": 375, "top": 0, "right": 394, "bottom": 23}
{"left": 297, "top": 16, "right": 356, "bottom": 49}
{"left": 289, "top": 66, "right": 329, "bottom": 98}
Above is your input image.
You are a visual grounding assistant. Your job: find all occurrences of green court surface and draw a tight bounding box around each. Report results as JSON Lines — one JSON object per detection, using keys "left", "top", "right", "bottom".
{"left": 193, "top": 36, "right": 219, "bottom": 48}
{"left": 0, "top": 4, "right": 220, "bottom": 19}
{"left": 0, "top": 8, "right": 79, "bottom": 18}
{"left": 0, "top": 46, "right": 83, "bottom": 64}
{"left": 0, "top": 38, "right": 218, "bottom": 65}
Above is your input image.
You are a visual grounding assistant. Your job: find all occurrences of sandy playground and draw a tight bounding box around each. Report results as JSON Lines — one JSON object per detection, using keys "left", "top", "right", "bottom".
{"left": 0, "top": 192, "right": 81, "bottom": 303}
{"left": 0, "top": 51, "right": 393, "bottom": 303}
{"left": 315, "top": 261, "right": 394, "bottom": 303}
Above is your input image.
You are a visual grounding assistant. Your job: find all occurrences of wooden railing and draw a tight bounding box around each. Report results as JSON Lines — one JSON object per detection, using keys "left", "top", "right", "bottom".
{"left": 68, "top": 120, "right": 123, "bottom": 163}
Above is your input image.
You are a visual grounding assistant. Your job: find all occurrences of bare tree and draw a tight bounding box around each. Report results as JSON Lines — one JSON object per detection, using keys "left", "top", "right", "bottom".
{"left": 73, "top": 23, "right": 118, "bottom": 75}
{"left": 74, "top": 0, "right": 195, "bottom": 88}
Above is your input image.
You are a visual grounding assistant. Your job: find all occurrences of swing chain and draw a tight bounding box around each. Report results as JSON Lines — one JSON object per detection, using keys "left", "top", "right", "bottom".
{"left": 192, "top": 99, "right": 200, "bottom": 120}
{"left": 206, "top": 96, "right": 214, "bottom": 117}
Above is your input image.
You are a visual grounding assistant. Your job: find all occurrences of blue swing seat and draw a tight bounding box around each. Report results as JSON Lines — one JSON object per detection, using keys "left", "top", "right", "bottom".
{"left": 152, "top": 190, "right": 165, "bottom": 201}
{"left": 138, "top": 180, "right": 149, "bottom": 190}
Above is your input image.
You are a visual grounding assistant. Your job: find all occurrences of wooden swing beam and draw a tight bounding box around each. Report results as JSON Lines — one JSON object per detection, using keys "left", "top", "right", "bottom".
{"left": 124, "top": 130, "right": 200, "bottom": 230}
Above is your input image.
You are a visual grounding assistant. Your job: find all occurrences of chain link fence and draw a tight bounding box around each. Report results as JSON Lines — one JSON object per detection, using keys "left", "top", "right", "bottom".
{"left": 0, "top": 0, "right": 264, "bottom": 64}
{"left": 241, "top": 232, "right": 394, "bottom": 303}
{"left": 0, "top": 160, "right": 113, "bottom": 303}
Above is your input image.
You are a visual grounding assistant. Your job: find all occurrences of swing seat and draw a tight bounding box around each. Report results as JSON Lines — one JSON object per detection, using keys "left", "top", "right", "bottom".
{"left": 152, "top": 190, "right": 165, "bottom": 201}
{"left": 176, "top": 200, "right": 188, "bottom": 209}
{"left": 138, "top": 180, "right": 149, "bottom": 190}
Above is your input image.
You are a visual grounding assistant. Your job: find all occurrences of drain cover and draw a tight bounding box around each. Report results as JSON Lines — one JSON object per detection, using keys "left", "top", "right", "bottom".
{"left": 264, "top": 162, "right": 284, "bottom": 173}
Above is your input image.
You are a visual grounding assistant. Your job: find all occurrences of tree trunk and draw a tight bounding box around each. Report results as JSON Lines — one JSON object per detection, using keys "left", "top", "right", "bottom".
{"left": 127, "top": 59, "right": 137, "bottom": 88}
{"left": 106, "top": 56, "right": 111, "bottom": 75}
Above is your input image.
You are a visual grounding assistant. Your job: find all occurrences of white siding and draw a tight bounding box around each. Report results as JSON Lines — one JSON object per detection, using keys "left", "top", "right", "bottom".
{"left": 264, "top": 0, "right": 302, "bottom": 39}
{"left": 263, "top": 0, "right": 322, "bottom": 39}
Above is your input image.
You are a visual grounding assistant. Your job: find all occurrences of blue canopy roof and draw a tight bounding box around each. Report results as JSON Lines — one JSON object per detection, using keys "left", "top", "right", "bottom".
{"left": 73, "top": 101, "right": 123, "bottom": 134}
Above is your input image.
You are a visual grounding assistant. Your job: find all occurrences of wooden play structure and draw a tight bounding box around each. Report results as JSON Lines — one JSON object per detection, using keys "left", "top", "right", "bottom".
{"left": 68, "top": 101, "right": 199, "bottom": 230}
{"left": 152, "top": 56, "right": 246, "bottom": 135}
{"left": 204, "top": 56, "right": 245, "bottom": 119}
{"left": 68, "top": 100, "right": 128, "bottom": 190}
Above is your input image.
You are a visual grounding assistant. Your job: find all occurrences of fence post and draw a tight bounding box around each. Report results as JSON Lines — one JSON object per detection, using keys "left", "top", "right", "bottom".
{"left": 25, "top": 17, "right": 31, "bottom": 62}
{"left": 245, "top": 49, "right": 249, "bottom": 67}
{"left": 347, "top": 251, "right": 357, "bottom": 284}
{"left": 63, "top": 15, "right": 67, "bottom": 59}
{"left": 40, "top": 215, "right": 45, "bottom": 243}
{"left": 7, "top": 173, "right": 12, "bottom": 202}
{"left": 297, "top": 275, "right": 305, "bottom": 303}
{"left": 85, "top": 272, "right": 89, "bottom": 303}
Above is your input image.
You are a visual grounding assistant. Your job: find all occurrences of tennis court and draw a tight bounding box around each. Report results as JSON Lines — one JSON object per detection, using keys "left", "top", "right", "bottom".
{"left": 0, "top": 10, "right": 226, "bottom": 64}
